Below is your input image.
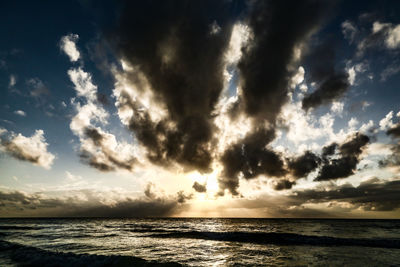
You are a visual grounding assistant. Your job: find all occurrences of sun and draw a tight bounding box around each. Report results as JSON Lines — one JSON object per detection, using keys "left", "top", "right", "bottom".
{"left": 187, "top": 167, "right": 221, "bottom": 197}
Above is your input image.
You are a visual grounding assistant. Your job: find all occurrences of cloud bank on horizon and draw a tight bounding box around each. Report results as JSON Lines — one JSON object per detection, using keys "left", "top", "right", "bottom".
{"left": 0, "top": 0, "right": 400, "bottom": 218}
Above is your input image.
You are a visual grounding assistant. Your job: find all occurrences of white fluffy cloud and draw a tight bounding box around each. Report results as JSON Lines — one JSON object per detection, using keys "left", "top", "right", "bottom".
{"left": 224, "top": 23, "right": 251, "bottom": 65}
{"left": 0, "top": 129, "right": 55, "bottom": 169}
{"left": 379, "top": 111, "right": 394, "bottom": 131}
{"left": 290, "top": 66, "right": 305, "bottom": 89}
{"left": 68, "top": 71, "right": 138, "bottom": 172}
{"left": 60, "top": 34, "right": 80, "bottom": 62}
{"left": 68, "top": 68, "right": 97, "bottom": 102}
{"left": 331, "top": 101, "right": 344, "bottom": 115}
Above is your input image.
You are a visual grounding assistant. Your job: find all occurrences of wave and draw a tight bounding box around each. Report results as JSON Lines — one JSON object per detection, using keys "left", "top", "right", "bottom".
{"left": 146, "top": 231, "right": 400, "bottom": 249}
{"left": 124, "top": 228, "right": 176, "bottom": 234}
{"left": 0, "top": 225, "right": 42, "bottom": 230}
{"left": 0, "top": 240, "right": 182, "bottom": 267}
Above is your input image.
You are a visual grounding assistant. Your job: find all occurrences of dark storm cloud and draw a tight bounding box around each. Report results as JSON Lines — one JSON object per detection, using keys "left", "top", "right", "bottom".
{"left": 287, "top": 151, "right": 321, "bottom": 178}
{"left": 302, "top": 39, "right": 350, "bottom": 110}
{"left": 107, "top": 0, "right": 331, "bottom": 177}
{"left": 0, "top": 189, "right": 186, "bottom": 218}
{"left": 293, "top": 177, "right": 400, "bottom": 211}
{"left": 387, "top": 123, "right": 400, "bottom": 138}
{"left": 98, "top": 0, "right": 365, "bottom": 196}
{"left": 109, "top": 0, "right": 240, "bottom": 173}
{"left": 322, "top": 143, "right": 338, "bottom": 157}
{"left": 379, "top": 123, "right": 400, "bottom": 168}
{"left": 80, "top": 127, "right": 136, "bottom": 172}
{"left": 123, "top": 95, "right": 214, "bottom": 172}
{"left": 314, "top": 133, "right": 370, "bottom": 181}
{"left": 238, "top": 0, "right": 328, "bottom": 123}
{"left": 192, "top": 181, "right": 207, "bottom": 193}
{"left": 218, "top": 131, "right": 370, "bottom": 195}
{"left": 217, "top": 0, "right": 331, "bottom": 195}
{"left": 273, "top": 179, "right": 296, "bottom": 191}
{"left": 219, "top": 128, "right": 286, "bottom": 195}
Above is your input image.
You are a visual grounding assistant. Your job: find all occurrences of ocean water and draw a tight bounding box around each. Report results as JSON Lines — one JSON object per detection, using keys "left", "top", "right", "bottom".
{"left": 0, "top": 218, "right": 399, "bottom": 266}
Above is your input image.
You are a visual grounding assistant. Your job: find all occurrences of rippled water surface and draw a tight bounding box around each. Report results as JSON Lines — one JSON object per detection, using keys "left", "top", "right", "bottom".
{"left": 0, "top": 218, "right": 400, "bottom": 266}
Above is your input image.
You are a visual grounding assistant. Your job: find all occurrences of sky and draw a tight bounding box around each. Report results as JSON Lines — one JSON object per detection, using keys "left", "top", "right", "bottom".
{"left": 0, "top": 0, "right": 400, "bottom": 218}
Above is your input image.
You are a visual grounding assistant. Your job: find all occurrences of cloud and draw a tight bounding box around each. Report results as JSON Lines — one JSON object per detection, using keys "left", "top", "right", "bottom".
{"left": 215, "top": 0, "right": 331, "bottom": 195}
{"left": 238, "top": 0, "right": 328, "bottom": 123}
{"left": 176, "top": 190, "right": 192, "bottom": 204}
{"left": 387, "top": 123, "right": 400, "bottom": 138}
{"left": 219, "top": 128, "right": 286, "bottom": 195}
{"left": 279, "top": 98, "right": 336, "bottom": 146}
{"left": 379, "top": 122, "right": 400, "bottom": 169}
{"left": 109, "top": 1, "right": 239, "bottom": 173}
{"left": 373, "top": 22, "right": 400, "bottom": 49}
{"left": 65, "top": 171, "right": 82, "bottom": 182}
{"left": 27, "top": 78, "right": 50, "bottom": 98}
{"left": 293, "top": 177, "right": 400, "bottom": 212}
{"left": 67, "top": 68, "right": 97, "bottom": 102}
{"left": 192, "top": 181, "right": 207, "bottom": 193}
{"left": 314, "top": 133, "right": 370, "bottom": 181}
{"left": 331, "top": 101, "right": 344, "bottom": 115}
{"left": 346, "top": 62, "right": 368, "bottom": 86}
{"left": 53, "top": 3, "right": 396, "bottom": 204}
{"left": 62, "top": 34, "right": 138, "bottom": 173}
{"left": 0, "top": 128, "right": 7, "bottom": 135}
{"left": 0, "top": 129, "right": 55, "bottom": 169}
{"left": 287, "top": 151, "right": 320, "bottom": 179}
{"left": 302, "top": 39, "right": 350, "bottom": 110}
{"left": 80, "top": 127, "right": 137, "bottom": 172}
{"left": 357, "top": 21, "right": 400, "bottom": 55}
{"left": 0, "top": 189, "right": 186, "bottom": 218}
{"left": 13, "top": 110, "right": 26, "bottom": 117}
{"left": 379, "top": 111, "right": 394, "bottom": 131}
{"left": 144, "top": 182, "right": 156, "bottom": 199}
{"left": 108, "top": 0, "right": 330, "bottom": 178}
{"left": 218, "top": 130, "right": 369, "bottom": 194}
{"left": 290, "top": 66, "right": 305, "bottom": 89}
{"left": 224, "top": 23, "right": 251, "bottom": 65}
{"left": 60, "top": 34, "right": 80, "bottom": 62}
{"left": 341, "top": 20, "right": 358, "bottom": 44}
{"left": 380, "top": 63, "right": 400, "bottom": 81}
{"left": 273, "top": 179, "right": 296, "bottom": 191}
{"left": 9, "top": 75, "right": 16, "bottom": 87}
{"left": 72, "top": 121, "right": 138, "bottom": 172}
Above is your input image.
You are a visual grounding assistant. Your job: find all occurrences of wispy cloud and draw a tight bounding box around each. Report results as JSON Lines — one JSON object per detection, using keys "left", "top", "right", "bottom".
{"left": 13, "top": 110, "right": 26, "bottom": 117}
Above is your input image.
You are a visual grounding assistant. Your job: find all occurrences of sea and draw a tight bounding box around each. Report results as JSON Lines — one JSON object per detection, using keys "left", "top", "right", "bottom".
{"left": 0, "top": 218, "right": 399, "bottom": 266}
